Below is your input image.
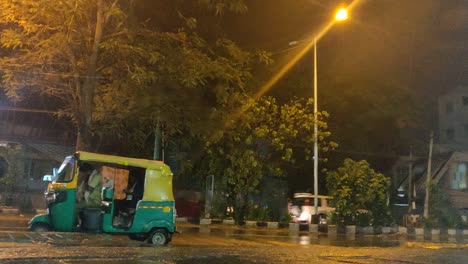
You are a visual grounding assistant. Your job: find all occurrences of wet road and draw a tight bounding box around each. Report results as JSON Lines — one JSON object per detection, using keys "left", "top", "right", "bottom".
{"left": 1, "top": 219, "right": 468, "bottom": 263}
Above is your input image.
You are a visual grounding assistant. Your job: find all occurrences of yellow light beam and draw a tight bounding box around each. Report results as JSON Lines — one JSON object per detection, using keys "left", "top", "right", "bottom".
{"left": 221, "top": 0, "right": 361, "bottom": 133}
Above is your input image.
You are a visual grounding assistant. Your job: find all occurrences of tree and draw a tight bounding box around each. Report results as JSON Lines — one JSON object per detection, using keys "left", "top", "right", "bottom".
{"left": 0, "top": 0, "right": 137, "bottom": 150}
{"left": 0, "top": 0, "right": 266, "bottom": 155}
{"left": 326, "top": 158, "right": 391, "bottom": 226}
{"left": 93, "top": 33, "right": 270, "bottom": 156}
{"left": 204, "top": 96, "right": 337, "bottom": 224}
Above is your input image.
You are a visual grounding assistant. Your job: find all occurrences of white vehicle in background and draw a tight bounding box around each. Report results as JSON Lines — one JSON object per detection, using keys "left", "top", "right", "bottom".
{"left": 289, "top": 193, "right": 334, "bottom": 225}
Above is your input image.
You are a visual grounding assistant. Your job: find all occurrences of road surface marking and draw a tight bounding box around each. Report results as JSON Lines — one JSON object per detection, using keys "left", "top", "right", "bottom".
{"left": 23, "top": 233, "right": 33, "bottom": 240}
{"left": 41, "top": 234, "right": 53, "bottom": 240}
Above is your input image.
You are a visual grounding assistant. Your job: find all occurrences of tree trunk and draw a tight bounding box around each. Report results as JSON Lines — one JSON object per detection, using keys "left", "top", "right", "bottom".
{"left": 233, "top": 193, "right": 248, "bottom": 225}
{"left": 75, "top": 124, "right": 94, "bottom": 151}
{"left": 78, "top": 0, "right": 106, "bottom": 151}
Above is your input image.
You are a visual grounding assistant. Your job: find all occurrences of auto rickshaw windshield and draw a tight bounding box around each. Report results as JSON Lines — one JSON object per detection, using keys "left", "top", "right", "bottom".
{"left": 55, "top": 160, "right": 74, "bottom": 183}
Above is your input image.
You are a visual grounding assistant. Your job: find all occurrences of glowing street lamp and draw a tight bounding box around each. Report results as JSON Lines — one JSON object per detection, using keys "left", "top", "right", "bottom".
{"left": 311, "top": 7, "right": 348, "bottom": 222}
{"left": 286, "top": 7, "right": 350, "bottom": 222}
{"left": 335, "top": 8, "right": 349, "bottom": 22}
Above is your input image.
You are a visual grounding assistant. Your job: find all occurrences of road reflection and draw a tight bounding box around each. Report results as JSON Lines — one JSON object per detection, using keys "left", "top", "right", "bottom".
{"left": 180, "top": 225, "right": 468, "bottom": 247}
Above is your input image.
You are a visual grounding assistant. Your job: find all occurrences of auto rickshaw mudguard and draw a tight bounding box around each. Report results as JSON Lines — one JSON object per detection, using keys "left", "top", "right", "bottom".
{"left": 142, "top": 219, "right": 175, "bottom": 234}
{"left": 29, "top": 213, "right": 51, "bottom": 228}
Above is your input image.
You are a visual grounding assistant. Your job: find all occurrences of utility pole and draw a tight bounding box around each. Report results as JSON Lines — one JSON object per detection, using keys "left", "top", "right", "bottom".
{"left": 408, "top": 146, "right": 413, "bottom": 214}
{"left": 424, "top": 131, "right": 433, "bottom": 218}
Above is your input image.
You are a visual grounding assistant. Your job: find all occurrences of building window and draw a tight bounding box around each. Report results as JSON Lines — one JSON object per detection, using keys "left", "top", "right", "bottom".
{"left": 463, "top": 96, "right": 468, "bottom": 106}
{"left": 452, "top": 163, "right": 467, "bottom": 190}
{"left": 446, "top": 129, "right": 455, "bottom": 141}
{"left": 446, "top": 102, "right": 454, "bottom": 113}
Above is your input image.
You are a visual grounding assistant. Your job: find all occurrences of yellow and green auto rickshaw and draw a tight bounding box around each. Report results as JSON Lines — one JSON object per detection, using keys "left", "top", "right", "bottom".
{"left": 29, "top": 151, "right": 176, "bottom": 245}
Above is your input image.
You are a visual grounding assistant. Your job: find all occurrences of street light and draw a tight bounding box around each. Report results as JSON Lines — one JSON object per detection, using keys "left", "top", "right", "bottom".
{"left": 335, "top": 8, "right": 348, "bottom": 21}
{"left": 311, "top": 8, "right": 348, "bottom": 222}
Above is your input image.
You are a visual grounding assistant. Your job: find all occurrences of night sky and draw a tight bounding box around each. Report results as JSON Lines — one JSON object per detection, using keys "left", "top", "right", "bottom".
{"left": 222, "top": 0, "right": 467, "bottom": 96}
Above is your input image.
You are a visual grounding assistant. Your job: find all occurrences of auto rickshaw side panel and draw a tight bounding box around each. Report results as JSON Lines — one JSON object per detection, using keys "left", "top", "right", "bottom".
{"left": 134, "top": 169, "right": 175, "bottom": 233}
{"left": 132, "top": 200, "right": 176, "bottom": 233}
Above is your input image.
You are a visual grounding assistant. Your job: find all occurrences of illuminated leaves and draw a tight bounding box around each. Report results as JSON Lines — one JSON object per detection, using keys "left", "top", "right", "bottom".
{"left": 326, "top": 159, "right": 390, "bottom": 225}
{"left": 206, "top": 96, "right": 337, "bottom": 222}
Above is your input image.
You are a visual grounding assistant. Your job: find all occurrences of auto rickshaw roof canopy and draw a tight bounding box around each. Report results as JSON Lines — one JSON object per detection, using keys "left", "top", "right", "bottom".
{"left": 76, "top": 151, "right": 172, "bottom": 175}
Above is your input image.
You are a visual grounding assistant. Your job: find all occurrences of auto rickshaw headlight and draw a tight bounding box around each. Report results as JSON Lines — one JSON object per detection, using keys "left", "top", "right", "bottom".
{"left": 46, "top": 192, "right": 56, "bottom": 203}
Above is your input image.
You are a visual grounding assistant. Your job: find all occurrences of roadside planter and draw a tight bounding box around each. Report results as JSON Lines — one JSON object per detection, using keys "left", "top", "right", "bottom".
{"left": 346, "top": 225, "right": 356, "bottom": 235}
{"left": 267, "top": 222, "right": 279, "bottom": 229}
{"left": 357, "top": 226, "right": 374, "bottom": 235}
{"left": 431, "top": 229, "right": 440, "bottom": 236}
{"left": 222, "top": 219, "right": 235, "bottom": 225}
{"left": 200, "top": 218, "right": 212, "bottom": 225}
{"left": 245, "top": 221, "right": 257, "bottom": 227}
{"left": 289, "top": 223, "right": 299, "bottom": 232}
{"left": 308, "top": 224, "right": 318, "bottom": 233}
{"left": 382, "top": 227, "right": 391, "bottom": 234}
{"left": 399, "top": 226, "right": 407, "bottom": 234}
{"left": 176, "top": 217, "right": 188, "bottom": 223}
{"left": 415, "top": 227, "right": 424, "bottom": 235}
{"left": 327, "top": 225, "right": 337, "bottom": 235}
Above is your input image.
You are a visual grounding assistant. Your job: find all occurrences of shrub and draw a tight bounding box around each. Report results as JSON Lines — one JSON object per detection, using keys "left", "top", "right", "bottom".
{"left": 326, "top": 159, "right": 391, "bottom": 226}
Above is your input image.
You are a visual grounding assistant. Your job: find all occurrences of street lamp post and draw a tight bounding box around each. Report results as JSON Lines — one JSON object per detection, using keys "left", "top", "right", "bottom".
{"left": 313, "top": 37, "right": 319, "bottom": 219}
{"left": 312, "top": 8, "right": 348, "bottom": 221}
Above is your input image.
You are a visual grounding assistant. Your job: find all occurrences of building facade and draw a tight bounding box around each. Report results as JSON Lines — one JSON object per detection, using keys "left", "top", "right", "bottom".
{"left": 438, "top": 86, "right": 468, "bottom": 149}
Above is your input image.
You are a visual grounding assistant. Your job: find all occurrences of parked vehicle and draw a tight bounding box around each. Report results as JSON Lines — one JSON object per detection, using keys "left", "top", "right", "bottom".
{"left": 289, "top": 193, "right": 334, "bottom": 225}
{"left": 29, "top": 151, "right": 176, "bottom": 245}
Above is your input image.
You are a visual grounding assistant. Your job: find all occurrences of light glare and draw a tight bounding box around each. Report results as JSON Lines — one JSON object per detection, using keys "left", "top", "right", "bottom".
{"left": 335, "top": 8, "right": 348, "bottom": 21}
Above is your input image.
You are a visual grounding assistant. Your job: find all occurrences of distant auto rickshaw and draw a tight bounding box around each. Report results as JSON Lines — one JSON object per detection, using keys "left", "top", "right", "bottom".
{"left": 289, "top": 193, "right": 334, "bottom": 225}
{"left": 29, "top": 151, "right": 176, "bottom": 245}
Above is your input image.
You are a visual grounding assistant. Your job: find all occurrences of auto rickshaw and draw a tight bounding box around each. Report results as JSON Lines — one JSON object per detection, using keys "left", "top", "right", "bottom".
{"left": 29, "top": 151, "right": 176, "bottom": 245}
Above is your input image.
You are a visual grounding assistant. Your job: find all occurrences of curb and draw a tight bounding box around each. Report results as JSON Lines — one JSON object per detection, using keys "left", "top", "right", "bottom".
{"left": 197, "top": 218, "right": 468, "bottom": 238}
{"left": 0, "top": 208, "right": 47, "bottom": 215}
{"left": 0, "top": 208, "right": 19, "bottom": 214}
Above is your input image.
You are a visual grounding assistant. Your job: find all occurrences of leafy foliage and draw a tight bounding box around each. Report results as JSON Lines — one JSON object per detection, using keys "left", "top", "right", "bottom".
{"left": 0, "top": 0, "right": 264, "bottom": 153}
{"left": 326, "top": 159, "right": 391, "bottom": 226}
{"left": 204, "top": 96, "right": 337, "bottom": 224}
{"left": 0, "top": 0, "right": 140, "bottom": 149}
{"left": 426, "top": 182, "right": 465, "bottom": 229}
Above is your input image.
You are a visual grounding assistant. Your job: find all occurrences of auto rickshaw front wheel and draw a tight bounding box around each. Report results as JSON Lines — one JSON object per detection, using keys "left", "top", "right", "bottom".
{"left": 30, "top": 223, "right": 51, "bottom": 232}
{"left": 148, "top": 228, "right": 169, "bottom": 245}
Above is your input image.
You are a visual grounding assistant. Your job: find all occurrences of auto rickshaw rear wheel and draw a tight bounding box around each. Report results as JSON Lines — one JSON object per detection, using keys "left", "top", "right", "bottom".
{"left": 148, "top": 228, "right": 169, "bottom": 245}
{"left": 30, "top": 223, "right": 51, "bottom": 232}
